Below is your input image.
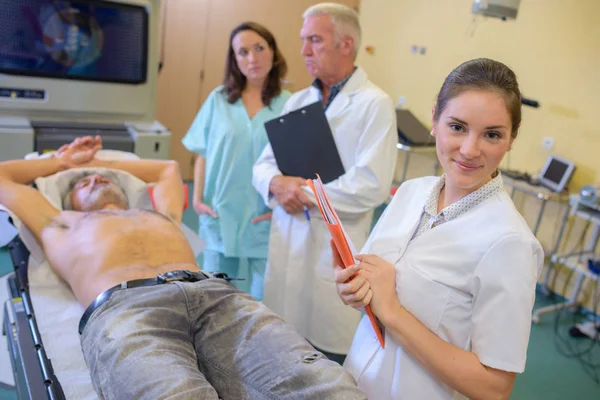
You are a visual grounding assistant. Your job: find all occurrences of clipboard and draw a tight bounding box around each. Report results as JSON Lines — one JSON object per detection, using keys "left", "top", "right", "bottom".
{"left": 306, "top": 174, "right": 385, "bottom": 348}
{"left": 265, "top": 101, "right": 345, "bottom": 184}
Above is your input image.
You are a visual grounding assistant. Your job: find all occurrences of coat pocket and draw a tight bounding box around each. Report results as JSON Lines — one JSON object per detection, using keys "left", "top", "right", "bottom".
{"left": 398, "top": 266, "right": 452, "bottom": 334}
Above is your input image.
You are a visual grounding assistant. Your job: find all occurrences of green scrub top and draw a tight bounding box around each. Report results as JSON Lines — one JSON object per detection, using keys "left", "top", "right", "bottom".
{"left": 182, "top": 86, "right": 291, "bottom": 258}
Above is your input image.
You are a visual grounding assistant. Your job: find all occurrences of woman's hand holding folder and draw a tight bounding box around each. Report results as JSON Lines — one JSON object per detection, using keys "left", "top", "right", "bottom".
{"left": 307, "top": 175, "right": 385, "bottom": 348}
{"left": 352, "top": 254, "right": 400, "bottom": 333}
{"left": 332, "top": 241, "right": 373, "bottom": 312}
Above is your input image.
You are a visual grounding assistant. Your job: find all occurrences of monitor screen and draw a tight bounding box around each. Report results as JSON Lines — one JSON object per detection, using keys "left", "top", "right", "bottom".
{"left": 0, "top": 0, "right": 148, "bottom": 84}
{"left": 396, "top": 109, "right": 433, "bottom": 146}
{"left": 543, "top": 158, "right": 569, "bottom": 184}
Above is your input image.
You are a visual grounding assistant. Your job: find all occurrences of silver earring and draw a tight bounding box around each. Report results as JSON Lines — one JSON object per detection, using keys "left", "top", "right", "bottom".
{"left": 430, "top": 130, "right": 435, "bottom": 136}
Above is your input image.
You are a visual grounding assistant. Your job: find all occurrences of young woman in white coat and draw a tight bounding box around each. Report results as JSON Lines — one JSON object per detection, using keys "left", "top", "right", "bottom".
{"left": 336, "top": 58, "right": 544, "bottom": 400}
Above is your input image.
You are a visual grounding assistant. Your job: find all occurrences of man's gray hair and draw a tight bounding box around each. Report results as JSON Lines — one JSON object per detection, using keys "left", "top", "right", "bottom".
{"left": 62, "top": 171, "right": 127, "bottom": 210}
{"left": 303, "top": 2, "right": 362, "bottom": 58}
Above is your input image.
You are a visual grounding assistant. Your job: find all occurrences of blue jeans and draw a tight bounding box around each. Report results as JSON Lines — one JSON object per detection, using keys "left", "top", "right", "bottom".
{"left": 80, "top": 278, "right": 365, "bottom": 399}
{"left": 203, "top": 249, "right": 267, "bottom": 301}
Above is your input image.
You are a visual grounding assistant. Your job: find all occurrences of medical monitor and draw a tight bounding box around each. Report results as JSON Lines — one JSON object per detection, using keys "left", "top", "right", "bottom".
{"left": 0, "top": 0, "right": 159, "bottom": 122}
{"left": 539, "top": 155, "right": 575, "bottom": 193}
{"left": 396, "top": 109, "right": 434, "bottom": 146}
{"left": 0, "top": 0, "right": 148, "bottom": 85}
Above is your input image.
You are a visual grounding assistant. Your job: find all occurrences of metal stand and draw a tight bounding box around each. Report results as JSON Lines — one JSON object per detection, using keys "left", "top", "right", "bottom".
{"left": 502, "top": 176, "right": 569, "bottom": 237}
{"left": 395, "top": 143, "right": 438, "bottom": 186}
{"left": 532, "top": 195, "right": 600, "bottom": 324}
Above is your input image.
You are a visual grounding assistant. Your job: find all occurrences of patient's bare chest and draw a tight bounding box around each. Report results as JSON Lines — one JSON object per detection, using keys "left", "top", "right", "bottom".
{"left": 43, "top": 210, "right": 195, "bottom": 273}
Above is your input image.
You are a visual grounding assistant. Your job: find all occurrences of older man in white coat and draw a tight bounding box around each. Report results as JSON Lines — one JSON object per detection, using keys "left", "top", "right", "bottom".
{"left": 252, "top": 3, "right": 397, "bottom": 363}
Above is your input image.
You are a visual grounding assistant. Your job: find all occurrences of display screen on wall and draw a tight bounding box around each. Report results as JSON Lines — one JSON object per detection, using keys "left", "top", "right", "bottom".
{"left": 0, "top": 0, "right": 148, "bottom": 84}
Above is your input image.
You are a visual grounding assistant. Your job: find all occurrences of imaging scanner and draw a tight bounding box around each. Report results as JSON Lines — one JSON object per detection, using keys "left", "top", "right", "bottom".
{"left": 0, "top": 116, "right": 170, "bottom": 161}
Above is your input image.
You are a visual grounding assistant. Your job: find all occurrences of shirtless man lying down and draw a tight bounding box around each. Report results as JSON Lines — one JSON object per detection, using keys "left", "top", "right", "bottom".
{"left": 0, "top": 136, "right": 365, "bottom": 400}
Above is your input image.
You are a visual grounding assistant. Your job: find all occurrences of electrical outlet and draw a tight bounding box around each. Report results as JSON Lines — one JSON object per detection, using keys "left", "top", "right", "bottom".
{"left": 542, "top": 137, "right": 554, "bottom": 150}
{"left": 397, "top": 96, "right": 406, "bottom": 107}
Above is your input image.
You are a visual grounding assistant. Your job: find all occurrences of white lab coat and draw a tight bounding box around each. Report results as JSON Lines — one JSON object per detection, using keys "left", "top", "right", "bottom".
{"left": 344, "top": 176, "right": 544, "bottom": 400}
{"left": 252, "top": 67, "right": 397, "bottom": 354}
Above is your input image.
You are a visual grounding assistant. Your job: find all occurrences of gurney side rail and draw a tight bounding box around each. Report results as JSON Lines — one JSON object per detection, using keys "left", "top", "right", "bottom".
{"left": 7, "top": 235, "right": 65, "bottom": 400}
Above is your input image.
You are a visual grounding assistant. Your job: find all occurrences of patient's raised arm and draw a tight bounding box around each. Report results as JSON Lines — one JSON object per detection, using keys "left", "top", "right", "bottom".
{"left": 86, "top": 158, "right": 186, "bottom": 223}
{"left": 0, "top": 157, "right": 67, "bottom": 185}
{"left": 0, "top": 137, "right": 101, "bottom": 245}
{"left": 0, "top": 171, "right": 60, "bottom": 247}
{"left": 59, "top": 135, "right": 186, "bottom": 222}
{"left": 0, "top": 135, "right": 100, "bottom": 185}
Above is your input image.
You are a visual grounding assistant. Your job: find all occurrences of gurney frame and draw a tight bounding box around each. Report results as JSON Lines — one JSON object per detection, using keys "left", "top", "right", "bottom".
{"left": 3, "top": 234, "right": 65, "bottom": 400}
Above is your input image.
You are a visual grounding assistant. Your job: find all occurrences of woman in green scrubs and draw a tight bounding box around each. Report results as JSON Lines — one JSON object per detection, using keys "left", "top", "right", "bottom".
{"left": 182, "top": 22, "right": 290, "bottom": 300}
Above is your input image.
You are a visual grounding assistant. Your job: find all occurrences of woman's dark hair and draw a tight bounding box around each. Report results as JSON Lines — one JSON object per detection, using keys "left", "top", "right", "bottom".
{"left": 222, "top": 22, "right": 287, "bottom": 106}
{"left": 433, "top": 58, "right": 522, "bottom": 138}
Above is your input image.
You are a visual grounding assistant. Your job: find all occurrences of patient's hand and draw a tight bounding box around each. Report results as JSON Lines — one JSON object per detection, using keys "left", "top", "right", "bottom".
{"left": 53, "top": 136, "right": 102, "bottom": 168}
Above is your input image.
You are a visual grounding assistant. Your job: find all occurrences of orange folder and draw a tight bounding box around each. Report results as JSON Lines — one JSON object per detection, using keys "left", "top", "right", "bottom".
{"left": 306, "top": 175, "right": 385, "bottom": 348}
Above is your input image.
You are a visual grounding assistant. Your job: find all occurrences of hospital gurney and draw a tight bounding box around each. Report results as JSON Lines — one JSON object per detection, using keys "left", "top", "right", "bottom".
{"left": 4, "top": 233, "right": 64, "bottom": 399}
{"left": 1, "top": 151, "right": 205, "bottom": 400}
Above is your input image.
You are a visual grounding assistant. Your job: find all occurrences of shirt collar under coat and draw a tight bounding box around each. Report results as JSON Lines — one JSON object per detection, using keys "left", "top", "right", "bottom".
{"left": 423, "top": 172, "right": 505, "bottom": 224}
{"left": 307, "top": 67, "right": 368, "bottom": 117}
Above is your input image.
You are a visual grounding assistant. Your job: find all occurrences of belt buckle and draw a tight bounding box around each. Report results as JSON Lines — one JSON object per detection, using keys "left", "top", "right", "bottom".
{"left": 157, "top": 270, "right": 191, "bottom": 284}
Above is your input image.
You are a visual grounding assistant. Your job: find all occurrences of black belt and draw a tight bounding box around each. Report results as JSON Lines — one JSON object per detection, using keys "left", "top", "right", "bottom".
{"left": 78, "top": 270, "right": 210, "bottom": 335}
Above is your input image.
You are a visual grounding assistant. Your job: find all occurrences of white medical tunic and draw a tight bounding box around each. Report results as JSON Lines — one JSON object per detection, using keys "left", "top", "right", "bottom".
{"left": 344, "top": 174, "right": 544, "bottom": 400}
{"left": 252, "top": 67, "right": 398, "bottom": 354}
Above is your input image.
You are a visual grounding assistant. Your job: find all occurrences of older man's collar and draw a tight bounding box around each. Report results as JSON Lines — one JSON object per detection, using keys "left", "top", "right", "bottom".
{"left": 311, "top": 66, "right": 357, "bottom": 91}
{"left": 311, "top": 67, "right": 357, "bottom": 110}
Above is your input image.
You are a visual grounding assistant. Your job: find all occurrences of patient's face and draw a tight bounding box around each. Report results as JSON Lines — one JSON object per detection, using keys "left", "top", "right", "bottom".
{"left": 70, "top": 174, "right": 128, "bottom": 212}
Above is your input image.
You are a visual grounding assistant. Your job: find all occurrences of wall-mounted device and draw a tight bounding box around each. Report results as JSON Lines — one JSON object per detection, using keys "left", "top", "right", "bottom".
{"left": 472, "top": 0, "right": 521, "bottom": 21}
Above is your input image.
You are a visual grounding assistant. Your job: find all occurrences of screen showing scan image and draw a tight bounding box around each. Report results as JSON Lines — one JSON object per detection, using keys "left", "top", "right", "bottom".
{"left": 0, "top": 0, "right": 148, "bottom": 84}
